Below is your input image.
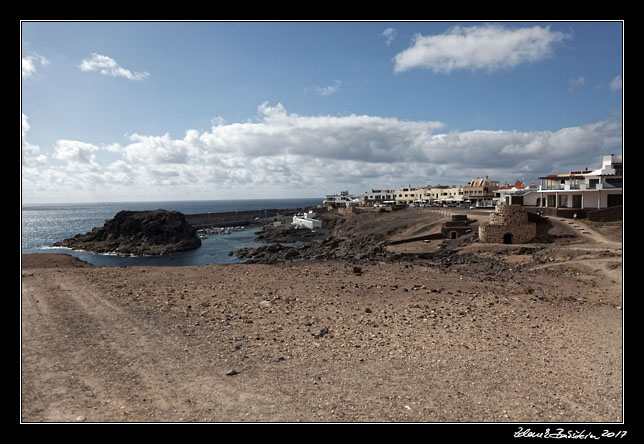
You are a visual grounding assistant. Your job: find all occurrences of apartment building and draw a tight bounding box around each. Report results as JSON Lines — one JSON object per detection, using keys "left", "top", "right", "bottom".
{"left": 424, "top": 185, "right": 464, "bottom": 205}
{"left": 395, "top": 186, "right": 424, "bottom": 205}
{"left": 463, "top": 176, "right": 500, "bottom": 207}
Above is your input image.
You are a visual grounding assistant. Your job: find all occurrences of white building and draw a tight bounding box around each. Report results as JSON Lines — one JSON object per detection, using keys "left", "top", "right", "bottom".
{"left": 426, "top": 185, "right": 464, "bottom": 206}
{"left": 496, "top": 181, "right": 539, "bottom": 206}
{"left": 362, "top": 188, "right": 396, "bottom": 205}
{"left": 323, "top": 191, "right": 361, "bottom": 207}
{"left": 513, "top": 155, "right": 622, "bottom": 213}
{"left": 395, "top": 186, "right": 424, "bottom": 205}
{"left": 292, "top": 211, "right": 322, "bottom": 229}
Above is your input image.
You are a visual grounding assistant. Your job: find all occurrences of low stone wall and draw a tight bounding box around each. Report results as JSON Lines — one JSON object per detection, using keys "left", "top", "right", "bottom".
{"left": 524, "top": 206, "right": 622, "bottom": 221}
{"left": 587, "top": 205, "right": 622, "bottom": 222}
{"left": 338, "top": 206, "right": 356, "bottom": 215}
{"left": 479, "top": 205, "right": 536, "bottom": 244}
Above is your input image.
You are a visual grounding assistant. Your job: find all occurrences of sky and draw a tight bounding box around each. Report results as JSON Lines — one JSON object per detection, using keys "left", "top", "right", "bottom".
{"left": 21, "top": 21, "right": 623, "bottom": 204}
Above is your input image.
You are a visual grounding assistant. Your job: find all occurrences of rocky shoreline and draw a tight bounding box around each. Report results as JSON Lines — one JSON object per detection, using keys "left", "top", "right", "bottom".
{"left": 232, "top": 207, "right": 578, "bottom": 268}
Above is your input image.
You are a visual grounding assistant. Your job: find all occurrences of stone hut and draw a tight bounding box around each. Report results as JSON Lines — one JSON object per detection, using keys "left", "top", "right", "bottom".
{"left": 441, "top": 214, "right": 472, "bottom": 239}
{"left": 479, "top": 205, "right": 536, "bottom": 244}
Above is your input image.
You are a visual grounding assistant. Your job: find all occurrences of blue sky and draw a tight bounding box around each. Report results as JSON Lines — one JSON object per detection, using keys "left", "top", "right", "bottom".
{"left": 21, "top": 21, "right": 623, "bottom": 203}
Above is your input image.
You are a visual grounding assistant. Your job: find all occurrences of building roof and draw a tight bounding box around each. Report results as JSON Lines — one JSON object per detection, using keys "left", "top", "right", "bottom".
{"left": 539, "top": 173, "right": 589, "bottom": 180}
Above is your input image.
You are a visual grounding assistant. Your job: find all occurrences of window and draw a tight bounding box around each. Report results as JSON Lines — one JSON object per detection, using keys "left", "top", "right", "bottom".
{"left": 547, "top": 195, "right": 557, "bottom": 207}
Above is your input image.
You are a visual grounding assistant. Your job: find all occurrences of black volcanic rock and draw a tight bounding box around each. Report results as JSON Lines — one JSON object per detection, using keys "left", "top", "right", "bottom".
{"left": 52, "top": 209, "right": 201, "bottom": 256}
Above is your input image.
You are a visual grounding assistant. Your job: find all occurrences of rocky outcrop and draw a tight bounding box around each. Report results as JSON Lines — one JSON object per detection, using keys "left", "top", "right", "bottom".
{"left": 233, "top": 235, "right": 392, "bottom": 264}
{"left": 52, "top": 209, "right": 201, "bottom": 256}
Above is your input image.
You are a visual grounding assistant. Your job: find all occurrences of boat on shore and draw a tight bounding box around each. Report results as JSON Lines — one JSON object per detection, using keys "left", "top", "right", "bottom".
{"left": 197, "top": 226, "right": 246, "bottom": 238}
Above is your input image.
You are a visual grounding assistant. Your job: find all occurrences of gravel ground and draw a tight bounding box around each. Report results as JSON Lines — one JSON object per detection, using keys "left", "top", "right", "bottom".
{"left": 21, "top": 208, "right": 623, "bottom": 423}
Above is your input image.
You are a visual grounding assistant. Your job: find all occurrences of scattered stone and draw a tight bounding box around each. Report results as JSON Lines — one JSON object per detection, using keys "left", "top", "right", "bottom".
{"left": 314, "top": 327, "right": 329, "bottom": 339}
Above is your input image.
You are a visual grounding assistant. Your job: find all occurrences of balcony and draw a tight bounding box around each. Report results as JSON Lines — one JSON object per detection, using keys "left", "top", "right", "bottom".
{"left": 603, "top": 181, "right": 622, "bottom": 189}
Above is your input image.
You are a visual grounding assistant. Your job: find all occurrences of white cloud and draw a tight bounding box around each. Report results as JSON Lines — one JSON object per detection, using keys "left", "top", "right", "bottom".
{"left": 21, "top": 113, "right": 43, "bottom": 159}
{"left": 393, "top": 24, "right": 569, "bottom": 74}
{"left": 610, "top": 75, "right": 622, "bottom": 91}
{"left": 22, "top": 53, "right": 50, "bottom": 79}
{"left": 21, "top": 113, "right": 31, "bottom": 140}
{"left": 315, "top": 80, "right": 343, "bottom": 96}
{"left": 79, "top": 53, "right": 150, "bottom": 81}
{"left": 381, "top": 27, "right": 396, "bottom": 46}
{"left": 53, "top": 139, "right": 101, "bottom": 170}
{"left": 21, "top": 103, "right": 622, "bottom": 201}
{"left": 569, "top": 76, "right": 586, "bottom": 92}
{"left": 305, "top": 80, "right": 343, "bottom": 96}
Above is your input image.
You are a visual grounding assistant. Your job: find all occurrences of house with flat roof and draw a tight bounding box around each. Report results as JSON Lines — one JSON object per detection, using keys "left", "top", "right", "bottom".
{"left": 323, "top": 191, "right": 361, "bottom": 208}
{"left": 395, "top": 186, "right": 424, "bottom": 205}
{"left": 425, "top": 185, "right": 464, "bottom": 206}
{"left": 362, "top": 188, "right": 396, "bottom": 205}
{"left": 512, "top": 154, "right": 622, "bottom": 218}
{"left": 496, "top": 181, "right": 539, "bottom": 206}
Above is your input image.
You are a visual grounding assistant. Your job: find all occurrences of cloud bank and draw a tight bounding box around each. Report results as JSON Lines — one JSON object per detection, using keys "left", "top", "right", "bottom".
{"left": 21, "top": 104, "right": 622, "bottom": 202}
{"left": 394, "top": 24, "right": 569, "bottom": 74}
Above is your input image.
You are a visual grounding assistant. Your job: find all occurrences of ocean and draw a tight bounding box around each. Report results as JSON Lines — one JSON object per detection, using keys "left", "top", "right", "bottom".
{"left": 21, "top": 198, "right": 322, "bottom": 266}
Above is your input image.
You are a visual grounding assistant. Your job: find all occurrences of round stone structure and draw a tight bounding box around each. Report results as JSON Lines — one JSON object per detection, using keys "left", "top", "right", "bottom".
{"left": 478, "top": 205, "right": 536, "bottom": 244}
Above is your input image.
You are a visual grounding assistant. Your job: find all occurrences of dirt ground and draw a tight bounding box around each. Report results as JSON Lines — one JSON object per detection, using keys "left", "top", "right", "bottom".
{"left": 21, "top": 209, "right": 623, "bottom": 423}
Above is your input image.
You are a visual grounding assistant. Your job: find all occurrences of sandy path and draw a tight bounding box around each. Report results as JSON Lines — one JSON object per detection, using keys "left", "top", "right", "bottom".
{"left": 21, "top": 265, "right": 269, "bottom": 422}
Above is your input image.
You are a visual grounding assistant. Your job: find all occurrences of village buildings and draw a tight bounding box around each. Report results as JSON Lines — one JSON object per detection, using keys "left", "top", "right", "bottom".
{"left": 322, "top": 154, "right": 622, "bottom": 219}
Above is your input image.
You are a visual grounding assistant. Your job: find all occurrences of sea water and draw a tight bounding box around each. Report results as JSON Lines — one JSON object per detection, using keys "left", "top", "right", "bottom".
{"left": 21, "top": 198, "right": 321, "bottom": 266}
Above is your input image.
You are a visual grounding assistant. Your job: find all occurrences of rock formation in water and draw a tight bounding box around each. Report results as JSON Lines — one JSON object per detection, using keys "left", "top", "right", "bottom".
{"left": 52, "top": 209, "right": 201, "bottom": 256}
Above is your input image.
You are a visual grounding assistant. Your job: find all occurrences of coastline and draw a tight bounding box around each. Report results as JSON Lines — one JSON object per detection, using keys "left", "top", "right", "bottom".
{"left": 21, "top": 210, "right": 623, "bottom": 422}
